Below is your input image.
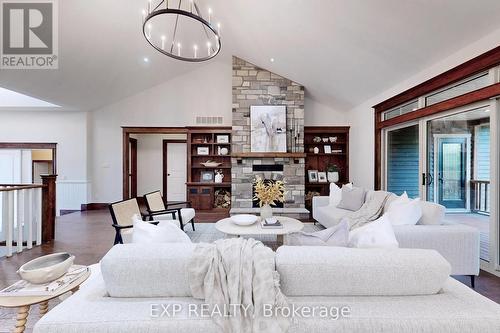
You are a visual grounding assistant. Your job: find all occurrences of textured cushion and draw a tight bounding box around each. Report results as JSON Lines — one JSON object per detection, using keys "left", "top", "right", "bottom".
{"left": 276, "top": 246, "right": 451, "bottom": 296}
{"left": 313, "top": 205, "right": 351, "bottom": 228}
{"left": 286, "top": 220, "right": 349, "bottom": 246}
{"left": 417, "top": 201, "right": 445, "bottom": 225}
{"left": 348, "top": 214, "right": 399, "bottom": 248}
{"left": 328, "top": 182, "right": 342, "bottom": 206}
{"left": 101, "top": 243, "right": 195, "bottom": 297}
{"left": 131, "top": 215, "right": 191, "bottom": 244}
{"left": 336, "top": 186, "right": 366, "bottom": 211}
{"left": 386, "top": 197, "right": 422, "bottom": 226}
{"left": 394, "top": 223, "right": 480, "bottom": 275}
{"left": 33, "top": 266, "right": 500, "bottom": 333}
{"left": 156, "top": 208, "right": 196, "bottom": 224}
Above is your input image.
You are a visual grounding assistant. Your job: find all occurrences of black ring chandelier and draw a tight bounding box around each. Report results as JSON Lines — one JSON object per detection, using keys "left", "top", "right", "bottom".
{"left": 142, "top": 0, "right": 221, "bottom": 62}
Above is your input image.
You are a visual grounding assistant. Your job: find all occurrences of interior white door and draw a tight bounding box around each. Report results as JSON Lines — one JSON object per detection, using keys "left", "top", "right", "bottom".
{"left": 166, "top": 143, "right": 187, "bottom": 201}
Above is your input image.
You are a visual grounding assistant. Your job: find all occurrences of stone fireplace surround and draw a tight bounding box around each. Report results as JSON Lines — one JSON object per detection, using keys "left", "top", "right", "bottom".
{"left": 230, "top": 56, "right": 308, "bottom": 215}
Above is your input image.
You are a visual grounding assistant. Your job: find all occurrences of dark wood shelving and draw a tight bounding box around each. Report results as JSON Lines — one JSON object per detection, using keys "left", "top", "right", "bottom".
{"left": 187, "top": 127, "right": 232, "bottom": 211}
{"left": 232, "top": 152, "right": 306, "bottom": 158}
{"left": 304, "top": 126, "right": 350, "bottom": 212}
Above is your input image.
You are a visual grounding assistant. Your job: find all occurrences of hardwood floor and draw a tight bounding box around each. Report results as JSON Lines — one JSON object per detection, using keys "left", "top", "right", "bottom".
{"left": 1, "top": 209, "right": 500, "bottom": 305}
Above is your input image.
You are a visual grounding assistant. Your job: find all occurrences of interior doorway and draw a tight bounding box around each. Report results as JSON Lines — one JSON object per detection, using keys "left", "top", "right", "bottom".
{"left": 128, "top": 138, "right": 138, "bottom": 198}
{"left": 163, "top": 140, "right": 187, "bottom": 201}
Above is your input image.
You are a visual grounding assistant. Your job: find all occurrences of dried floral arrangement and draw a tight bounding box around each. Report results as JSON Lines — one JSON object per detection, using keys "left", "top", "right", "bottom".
{"left": 253, "top": 178, "right": 286, "bottom": 207}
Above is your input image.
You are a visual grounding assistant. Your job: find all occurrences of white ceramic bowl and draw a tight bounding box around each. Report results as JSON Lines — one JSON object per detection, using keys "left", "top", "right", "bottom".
{"left": 18, "top": 252, "right": 74, "bottom": 284}
{"left": 231, "top": 214, "right": 258, "bottom": 226}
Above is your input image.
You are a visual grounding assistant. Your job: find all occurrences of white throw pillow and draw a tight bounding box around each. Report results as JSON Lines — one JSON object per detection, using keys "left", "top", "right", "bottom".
{"left": 349, "top": 214, "right": 399, "bottom": 249}
{"left": 386, "top": 197, "right": 422, "bottom": 226}
{"left": 329, "top": 182, "right": 352, "bottom": 206}
{"left": 131, "top": 214, "right": 192, "bottom": 244}
{"left": 387, "top": 191, "right": 410, "bottom": 210}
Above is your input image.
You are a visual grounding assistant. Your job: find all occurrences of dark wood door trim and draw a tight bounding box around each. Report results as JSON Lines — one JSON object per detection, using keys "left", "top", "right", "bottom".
{"left": 129, "top": 138, "right": 138, "bottom": 198}
{"left": 122, "top": 127, "right": 188, "bottom": 199}
{"left": 0, "top": 142, "right": 57, "bottom": 177}
{"left": 163, "top": 139, "right": 187, "bottom": 199}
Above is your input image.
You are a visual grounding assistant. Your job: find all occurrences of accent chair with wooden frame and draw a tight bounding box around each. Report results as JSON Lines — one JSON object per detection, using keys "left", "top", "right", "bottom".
{"left": 109, "top": 198, "right": 166, "bottom": 245}
{"left": 143, "top": 190, "right": 196, "bottom": 231}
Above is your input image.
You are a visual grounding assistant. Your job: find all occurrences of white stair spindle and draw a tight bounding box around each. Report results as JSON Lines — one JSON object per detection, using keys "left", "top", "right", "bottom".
{"left": 26, "top": 189, "right": 33, "bottom": 249}
{"left": 36, "top": 188, "right": 42, "bottom": 246}
{"left": 6, "top": 191, "right": 14, "bottom": 257}
{"left": 16, "top": 190, "right": 23, "bottom": 253}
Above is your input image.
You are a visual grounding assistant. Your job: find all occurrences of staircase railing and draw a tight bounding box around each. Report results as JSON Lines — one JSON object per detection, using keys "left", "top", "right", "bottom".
{"left": 0, "top": 175, "right": 57, "bottom": 257}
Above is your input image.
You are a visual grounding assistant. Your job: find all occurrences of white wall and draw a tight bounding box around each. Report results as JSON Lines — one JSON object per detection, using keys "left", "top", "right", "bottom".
{"left": 348, "top": 27, "right": 500, "bottom": 190}
{"left": 134, "top": 134, "right": 187, "bottom": 196}
{"left": 304, "top": 97, "right": 349, "bottom": 126}
{"left": 89, "top": 61, "right": 233, "bottom": 203}
{"left": 0, "top": 111, "right": 89, "bottom": 212}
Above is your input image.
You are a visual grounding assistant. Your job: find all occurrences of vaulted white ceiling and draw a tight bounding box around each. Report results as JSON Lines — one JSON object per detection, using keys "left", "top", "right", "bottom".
{"left": 1, "top": 0, "right": 500, "bottom": 112}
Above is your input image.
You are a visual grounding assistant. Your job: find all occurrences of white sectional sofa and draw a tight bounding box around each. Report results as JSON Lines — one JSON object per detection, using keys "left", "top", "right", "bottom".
{"left": 312, "top": 190, "right": 480, "bottom": 283}
{"left": 33, "top": 244, "right": 500, "bottom": 333}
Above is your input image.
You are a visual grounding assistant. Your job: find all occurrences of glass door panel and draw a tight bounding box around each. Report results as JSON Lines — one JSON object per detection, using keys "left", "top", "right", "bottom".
{"left": 437, "top": 138, "right": 467, "bottom": 208}
{"left": 386, "top": 124, "right": 420, "bottom": 198}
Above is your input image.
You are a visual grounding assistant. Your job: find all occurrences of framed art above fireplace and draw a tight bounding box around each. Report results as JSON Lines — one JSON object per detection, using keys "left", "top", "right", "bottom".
{"left": 250, "top": 105, "right": 287, "bottom": 153}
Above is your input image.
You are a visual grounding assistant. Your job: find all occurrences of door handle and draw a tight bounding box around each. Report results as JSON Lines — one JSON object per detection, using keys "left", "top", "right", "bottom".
{"left": 427, "top": 173, "right": 433, "bottom": 186}
{"left": 167, "top": 173, "right": 171, "bottom": 176}
{"left": 422, "top": 173, "right": 426, "bottom": 186}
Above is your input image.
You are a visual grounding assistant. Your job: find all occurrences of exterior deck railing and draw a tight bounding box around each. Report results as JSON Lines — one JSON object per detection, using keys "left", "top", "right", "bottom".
{"left": 470, "top": 179, "right": 490, "bottom": 215}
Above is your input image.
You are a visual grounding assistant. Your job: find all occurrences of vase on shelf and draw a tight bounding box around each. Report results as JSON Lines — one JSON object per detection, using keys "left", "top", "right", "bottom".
{"left": 260, "top": 204, "right": 273, "bottom": 219}
{"left": 327, "top": 171, "right": 339, "bottom": 183}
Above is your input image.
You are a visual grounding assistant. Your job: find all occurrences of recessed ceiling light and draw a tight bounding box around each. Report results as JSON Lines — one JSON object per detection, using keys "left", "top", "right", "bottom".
{"left": 270, "top": 58, "right": 275, "bottom": 62}
{"left": 143, "top": 57, "right": 149, "bottom": 63}
{"left": 485, "top": 109, "right": 490, "bottom": 113}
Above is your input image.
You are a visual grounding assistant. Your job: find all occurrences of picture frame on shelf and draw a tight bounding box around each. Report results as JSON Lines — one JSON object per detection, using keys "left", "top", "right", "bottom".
{"left": 197, "top": 147, "right": 210, "bottom": 155}
{"left": 308, "top": 170, "right": 319, "bottom": 183}
{"left": 216, "top": 135, "right": 230, "bottom": 143}
{"left": 318, "top": 172, "right": 328, "bottom": 183}
{"left": 324, "top": 145, "right": 332, "bottom": 154}
{"left": 200, "top": 170, "right": 214, "bottom": 183}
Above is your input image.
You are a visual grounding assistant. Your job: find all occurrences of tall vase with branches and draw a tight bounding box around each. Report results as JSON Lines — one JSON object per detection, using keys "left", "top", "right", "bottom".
{"left": 253, "top": 178, "right": 286, "bottom": 219}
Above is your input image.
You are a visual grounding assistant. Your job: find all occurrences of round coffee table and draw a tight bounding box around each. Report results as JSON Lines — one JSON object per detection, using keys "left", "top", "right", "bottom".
{"left": 0, "top": 269, "right": 90, "bottom": 333}
{"left": 216, "top": 216, "right": 304, "bottom": 245}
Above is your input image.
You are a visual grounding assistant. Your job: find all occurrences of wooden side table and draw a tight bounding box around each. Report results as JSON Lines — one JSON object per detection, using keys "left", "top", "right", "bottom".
{"left": 0, "top": 270, "right": 90, "bottom": 333}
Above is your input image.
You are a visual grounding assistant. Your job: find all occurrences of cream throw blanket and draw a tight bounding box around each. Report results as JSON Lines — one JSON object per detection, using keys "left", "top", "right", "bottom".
{"left": 188, "top": 238, "right": 290, "bottom": 333}
{"left": 342, "top": 190, "right": 391, "bottom": 230}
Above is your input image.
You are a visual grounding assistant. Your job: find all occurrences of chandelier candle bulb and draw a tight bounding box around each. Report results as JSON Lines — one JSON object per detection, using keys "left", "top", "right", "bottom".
{"left": 177, "top": 43, "right": 181, "bottom": 56}
{"left": 190, "top": 0, "right": 193, "bottom": 13}
{"left": 161, "top": 35, "right": 166, "bottom": 50}
{"left": 148, "top": 0, "right": 151, "bottom": 14}
{"left": 147, "top": 23, "right": 152, "bottom": 39}
{"left": 217, "top": 22, "right": 221, "bottom": 37}
{"left": 207, "top": 42, "right": 211, "bottom": 56}
{"left": 208, "top": 8, "right": 212, "bottom": 24}
{"left": 193, "top": 44, "right": 198, "bottom": 58}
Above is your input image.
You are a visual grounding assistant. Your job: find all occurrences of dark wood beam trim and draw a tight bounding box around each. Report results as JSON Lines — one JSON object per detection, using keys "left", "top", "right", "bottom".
{"left": 373, "top": 45, "right": 500, "bottom": 112}
{"left": 0, "top": 142, "right": 56, "bottom": 149}
{"left": 377, "top": 83, "right": 500, "bottom": 129}
{"left": 122, "top": 127, "right": 188, "bottom": 134}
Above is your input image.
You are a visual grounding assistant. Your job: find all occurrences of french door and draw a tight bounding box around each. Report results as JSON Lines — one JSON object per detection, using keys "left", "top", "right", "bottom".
{"left": 383, "top": 102, "right": 491, "bottom": 205}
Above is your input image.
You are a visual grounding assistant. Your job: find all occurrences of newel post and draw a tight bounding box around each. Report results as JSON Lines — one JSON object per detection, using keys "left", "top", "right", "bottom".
{"left": 41, "top": 174, "right": 57, "bottom": 243}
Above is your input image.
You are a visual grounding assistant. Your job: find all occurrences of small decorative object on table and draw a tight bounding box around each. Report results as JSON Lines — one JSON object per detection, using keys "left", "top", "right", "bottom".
{"left": 327, "top": 164, "right": 340, "bottom": 183}
{"left": 324, "top": 145, "right": 332, "bottom": 154}
{"left": 308, "top": 170, "right": 318, "bottom": 183}
{"left": 329, "top": 136, "right": 338, "bottom": 143}
{"left": 322, "top": 137, "right": 329, "bottom": 143}
{"left": 253, "top": 177, "right": 286, "bottom": 219}
{"left": 313, "top": 147, "right": 319, "bottom": 154}
{"left": 214, "top": 170, "right": 224, "bottom": 183}
{"left": 231, "top": 214, "right": 258, "bottom": 226}
{"left": 313, "top": 136, "right": 322, "bottom": 143}
{"left": 260, "top": 217, "right": 283, "bottom": 229}
{"left": 17, "top": 252, "right": 74, "bottom": 284}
